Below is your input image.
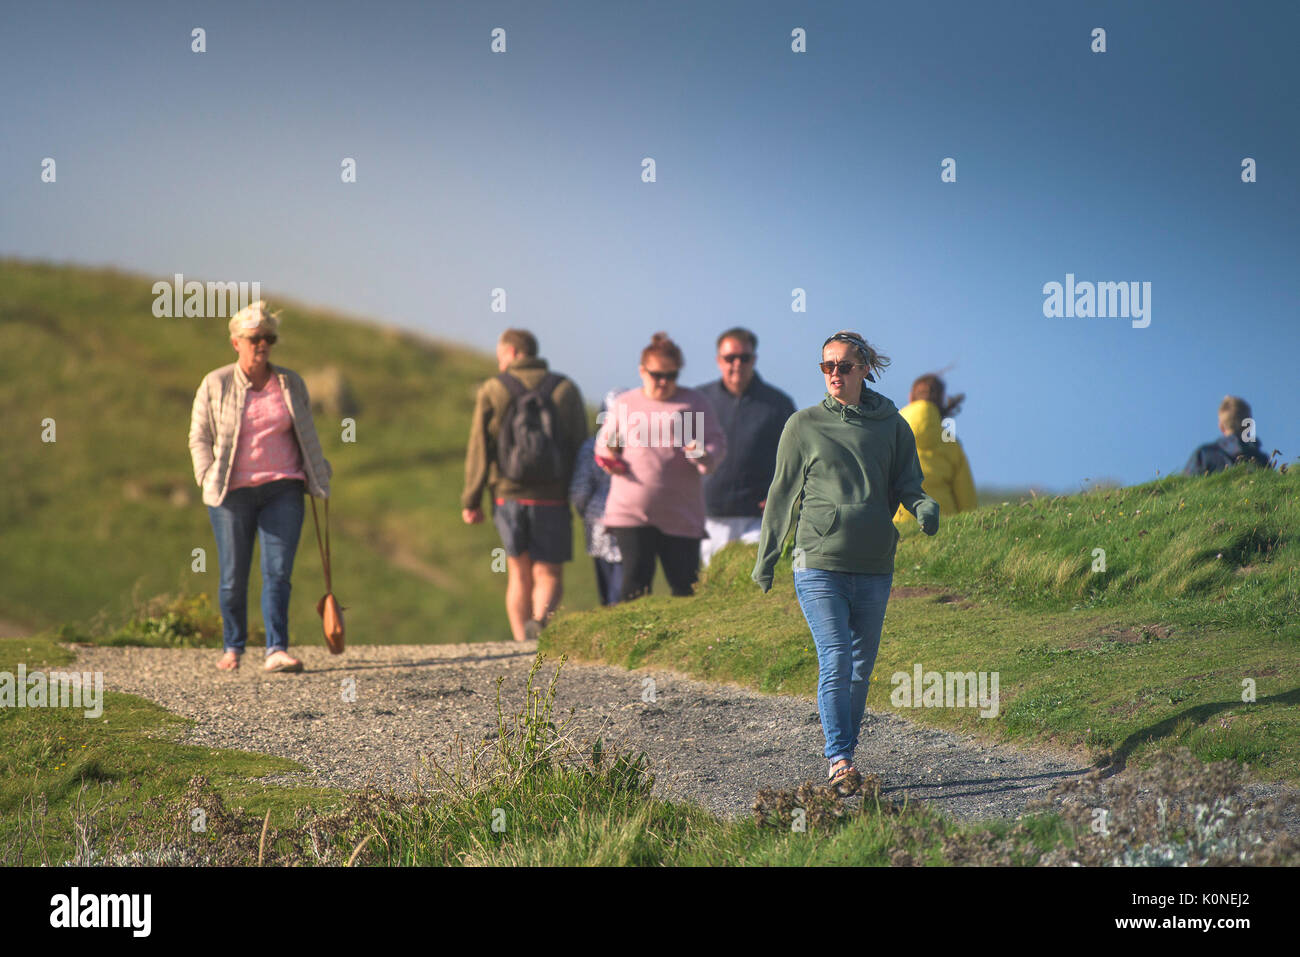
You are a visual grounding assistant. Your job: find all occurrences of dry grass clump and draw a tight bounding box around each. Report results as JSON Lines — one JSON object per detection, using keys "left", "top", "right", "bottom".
{"left": 916, "top": 748, "right": 1299, "bottom": 866}
{"left": 752, "top": 772, "right": 884, "bottom": 832}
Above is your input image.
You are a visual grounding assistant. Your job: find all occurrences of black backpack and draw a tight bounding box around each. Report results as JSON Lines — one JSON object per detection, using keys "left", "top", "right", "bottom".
{"left": 495, "top": 372, "right": 567, "bottom": 484}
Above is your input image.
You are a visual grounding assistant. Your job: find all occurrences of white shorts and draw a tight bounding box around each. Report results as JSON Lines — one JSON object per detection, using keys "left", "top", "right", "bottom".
{"left": 700, "top": 516, "right": 763, "bottom": 566}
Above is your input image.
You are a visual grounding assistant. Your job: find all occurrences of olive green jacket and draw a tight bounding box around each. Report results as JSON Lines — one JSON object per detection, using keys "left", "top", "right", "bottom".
{"left": 461, "top": 357, "right": 588, "bottom": 509}
{"left": 752, "top": 390, "right": 936, "bottom": 590}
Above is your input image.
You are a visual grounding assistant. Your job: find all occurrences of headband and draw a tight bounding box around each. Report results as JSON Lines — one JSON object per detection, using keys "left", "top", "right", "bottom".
{"left": 823, "top": 333, "right": 876, "bottom": 382}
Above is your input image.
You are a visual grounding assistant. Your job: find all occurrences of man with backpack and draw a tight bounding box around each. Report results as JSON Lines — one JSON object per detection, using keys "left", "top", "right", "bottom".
{"left": 462, "top": 329, "right": 588, "bottom": 641}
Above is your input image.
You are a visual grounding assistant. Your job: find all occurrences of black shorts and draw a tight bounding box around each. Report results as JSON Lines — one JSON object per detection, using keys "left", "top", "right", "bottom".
{"left": 492, "top": 500, "right": 573, "bottom": 564}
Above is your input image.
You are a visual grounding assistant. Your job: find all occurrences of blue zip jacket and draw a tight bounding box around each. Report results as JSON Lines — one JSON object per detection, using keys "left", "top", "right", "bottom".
{"left": 698, "top": 373, "right": 797, "bottom": 518}
{"left": 1183, "top": 434, "right": 1271, "bottom": 475}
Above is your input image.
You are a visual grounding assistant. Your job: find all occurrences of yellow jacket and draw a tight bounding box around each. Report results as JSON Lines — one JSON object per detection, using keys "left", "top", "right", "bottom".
{"left": 892, "top": 400, "right": 976, "bottom": 526}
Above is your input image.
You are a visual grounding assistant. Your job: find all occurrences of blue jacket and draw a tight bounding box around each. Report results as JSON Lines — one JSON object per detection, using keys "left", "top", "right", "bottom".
{"left": 697, "top": 373, "right": 797, "bottom": 518}
{"left": 1183, "top": 434, "right": 1271, "bottom": 475}
{"left": 569, "top": 436, "right": 610, "bottom": 523}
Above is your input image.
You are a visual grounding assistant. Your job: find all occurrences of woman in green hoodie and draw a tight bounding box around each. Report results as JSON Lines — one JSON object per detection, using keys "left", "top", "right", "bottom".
{"left": 752, "top": 331, "right": 939, "bottom": 792}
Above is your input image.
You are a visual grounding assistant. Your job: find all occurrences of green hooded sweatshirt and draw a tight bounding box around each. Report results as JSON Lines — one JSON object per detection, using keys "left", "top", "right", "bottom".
{"left": 752, "top": 388, "right": 936, "bottom": 591}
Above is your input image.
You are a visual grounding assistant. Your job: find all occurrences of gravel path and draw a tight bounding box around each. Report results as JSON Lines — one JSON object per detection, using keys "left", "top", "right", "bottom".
{"left": 71, "top": 641, "right": 1099, "bottom": 824}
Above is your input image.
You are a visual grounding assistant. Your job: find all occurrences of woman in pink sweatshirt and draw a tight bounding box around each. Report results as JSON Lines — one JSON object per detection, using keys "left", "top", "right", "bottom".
{"left": 596, "top": 333, "right": 726, "bottom": 600}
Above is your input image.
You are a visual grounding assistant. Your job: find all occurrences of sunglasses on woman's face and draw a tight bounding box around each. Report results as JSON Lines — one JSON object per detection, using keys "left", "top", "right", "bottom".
{"left": 646, "top": 369, "right": 679, "bottom": 382}
{"left": 819, "top": 360, "right": 859, "bottom": 376}
{"left": 247, "top": 334, "right": 277, "bottom": 346}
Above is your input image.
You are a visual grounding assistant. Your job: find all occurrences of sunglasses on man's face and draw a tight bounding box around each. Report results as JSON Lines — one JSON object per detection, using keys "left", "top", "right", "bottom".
{"left": 720, "top": 353, "right": 754, "bottom": 365}
{"left": 247, "top": 334, "right": 277, "bottom": 346}
{"left": 646, "top": 369, "right": 679, "bottom": 382}
{"left": 819, "top": 360, "right": 859, "bottom": 376}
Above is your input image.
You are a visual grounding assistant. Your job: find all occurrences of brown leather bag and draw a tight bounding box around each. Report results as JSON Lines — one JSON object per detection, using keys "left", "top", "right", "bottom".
{"left": 310, "top": 497, "right": 345, "bottom": 654}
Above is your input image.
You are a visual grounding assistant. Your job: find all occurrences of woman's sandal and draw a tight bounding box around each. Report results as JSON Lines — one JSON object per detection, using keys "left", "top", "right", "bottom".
{"left": 828, "top": 761, "right": 863, "bottom": 796}
{"left": 216, "top": 651, "right": 241, "bottom": 671}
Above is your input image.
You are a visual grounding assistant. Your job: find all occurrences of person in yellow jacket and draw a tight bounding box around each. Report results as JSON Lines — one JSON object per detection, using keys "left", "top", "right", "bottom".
{"left": 892, "top": 374, "right": 977, "bottom": 527}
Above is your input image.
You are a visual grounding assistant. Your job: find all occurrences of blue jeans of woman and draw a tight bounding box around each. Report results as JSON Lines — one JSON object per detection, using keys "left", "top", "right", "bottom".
{"left": 793, "top": 568, "right": 893, "bottom": 764}
{"left": 207, "top": 478, "right": 305, "bottom": 656}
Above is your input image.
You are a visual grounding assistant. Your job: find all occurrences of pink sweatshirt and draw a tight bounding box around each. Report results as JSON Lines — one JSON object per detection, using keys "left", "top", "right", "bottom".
{"left": 597, "top": 386, "right": 726, "bottom": 538}
{"left": 228, "top": 381, "right": 307, "bottom": 490}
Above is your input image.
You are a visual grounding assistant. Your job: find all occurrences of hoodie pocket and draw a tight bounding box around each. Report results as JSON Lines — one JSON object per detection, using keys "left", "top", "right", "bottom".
{"left": 800, "top": 501, "right": 838, "bottom": 540}
{"left": 828, "top": 502, "right": 898, "bottom": 561}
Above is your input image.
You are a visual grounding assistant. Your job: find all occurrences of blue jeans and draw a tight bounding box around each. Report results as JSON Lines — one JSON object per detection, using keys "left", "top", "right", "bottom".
{"left": 793, "top": 568, "right": 893, "bottom": 764}
{"left": 207, "top": 479, "right": 305, "bottom": 656}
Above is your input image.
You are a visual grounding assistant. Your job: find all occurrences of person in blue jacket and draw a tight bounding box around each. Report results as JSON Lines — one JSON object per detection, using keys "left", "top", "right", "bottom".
{"left": 569, "top": 393, "right": 624, "bottom": 605}
{"left": 697, "top": 327, "right": 797, "bottom": 566}
{"left": 1183, "top": 396, "right": 1271, "bottom": 475}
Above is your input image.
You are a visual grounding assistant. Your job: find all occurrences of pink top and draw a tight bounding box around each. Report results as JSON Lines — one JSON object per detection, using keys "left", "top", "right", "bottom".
{"left": 228, "top": 381, "right": 307, "bottom": 490}
{"left": 597, "top": 386, "right": 726, "bottom": 538}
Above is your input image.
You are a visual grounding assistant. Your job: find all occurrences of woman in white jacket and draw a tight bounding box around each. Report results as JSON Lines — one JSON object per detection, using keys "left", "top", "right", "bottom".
{"left": 188, "top": 302, "right": 331, "bottom": 673}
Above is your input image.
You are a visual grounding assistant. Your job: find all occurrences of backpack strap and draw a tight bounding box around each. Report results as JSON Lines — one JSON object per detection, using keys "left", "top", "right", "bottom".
{"left": 497, "top": 371, "right": 562, "bottom": 400}
{"left": 535, "top": 373, "right": 562, "bottom": 400}
{"left": 496, "top": 372, "right": 528, "bottom": 399}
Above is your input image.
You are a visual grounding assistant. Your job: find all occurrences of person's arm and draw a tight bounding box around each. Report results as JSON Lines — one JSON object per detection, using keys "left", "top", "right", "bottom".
{"left": 287, "top": 372, "right": 332, "bottom": 495}
{"left": 759, "top": 393, "right": 798, "bottom": 509}
{"left": 952, "top": 443, "right": 977, "bottom": 513}
{"left": 688, "top": 395, "right": 727, "bottom": 474}
{"left": 188, "top": 377, "right": 214, "bottom": 487}
{"left": 569, "top": 441, "right": 596, "bottom": 515}
{"left": 562, "top": 380, "right": 589, "bottom": 470}
{"left": 894, "top": 419, "right": 938, "bottom": 534}
{"left": 751, "top": 417, "right": 803, "bottom": 592}
{"left": 461, "top": 383, "right": 493, "bottom": 511}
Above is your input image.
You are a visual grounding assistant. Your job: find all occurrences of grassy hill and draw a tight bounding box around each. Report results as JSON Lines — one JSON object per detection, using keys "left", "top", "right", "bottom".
{"left": 0, "top": 260, "right": 600, "bottom": 644}
{"left": 544, "top": 466, "right": 1299, "bottom": 783}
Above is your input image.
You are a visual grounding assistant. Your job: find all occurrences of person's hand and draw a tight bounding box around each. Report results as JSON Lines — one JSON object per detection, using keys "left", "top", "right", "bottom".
{"left": 916, "top": 500, "right": 939, "bottom": 536}
{"left": 595, "top": 453, "right": 627, "bottom": 476}
{"left": 462, "top": 507, "right": 484, "bottom": 525}
{"left": 758, "top": 499, "right": 766, "bottom": 510}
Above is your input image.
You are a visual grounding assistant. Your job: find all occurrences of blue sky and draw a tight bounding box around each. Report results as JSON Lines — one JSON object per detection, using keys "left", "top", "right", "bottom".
{"left": 3, "top": 0, "right": 1295, "bottom": 490}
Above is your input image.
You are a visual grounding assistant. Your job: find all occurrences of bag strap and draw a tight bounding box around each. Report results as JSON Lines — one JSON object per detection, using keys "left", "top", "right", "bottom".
{"left": 497, "top": 371, "right": 562, "bottom": 402}
{"left": 496, "top": 372, "right": 527, "bottom": 400}
{"left": 310, "top": 496, "right": 333, "bottom": 594}
{"left": 535, "top": 373, "right": 562, "bottom": 401}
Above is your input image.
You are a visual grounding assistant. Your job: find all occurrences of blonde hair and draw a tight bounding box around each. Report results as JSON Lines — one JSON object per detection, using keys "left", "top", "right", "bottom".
{"left": 228, "top": 300, "right": 281, "bottom": 338}
{"left": 1218, "top": 395, "right": 1252, "bottom": 435}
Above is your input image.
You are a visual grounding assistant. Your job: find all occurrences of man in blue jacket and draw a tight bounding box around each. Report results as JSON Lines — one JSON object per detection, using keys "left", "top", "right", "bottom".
{"left": 697, "top": 328, "right": 797, "bottom": 566}
{"left": 1183, "top": 395, "right": 1271, "bottom": 475}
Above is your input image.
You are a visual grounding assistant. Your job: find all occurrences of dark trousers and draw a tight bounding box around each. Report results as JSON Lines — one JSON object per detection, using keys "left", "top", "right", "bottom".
{"left": 594, "top": 558, "right": 623, "bottom": 606}
{"left": 609, "top": 526, "right": 700, "bottom": 601}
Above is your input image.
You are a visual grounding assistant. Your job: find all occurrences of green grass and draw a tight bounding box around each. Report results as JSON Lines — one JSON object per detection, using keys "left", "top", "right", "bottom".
{"left": 0, "top": 259, "right": 601, "bottom": 644}
{"left": 6, "top": 639, "right": 1289, "bottom": 866}
{"left": 0, "top": 638, "right": 1066, "bottom": 866}
{"left": 542, "top": 467, "right": 1300, "bottom": 784}
{"left": 0, "top": 635, "right": 348, "bottom": 865}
